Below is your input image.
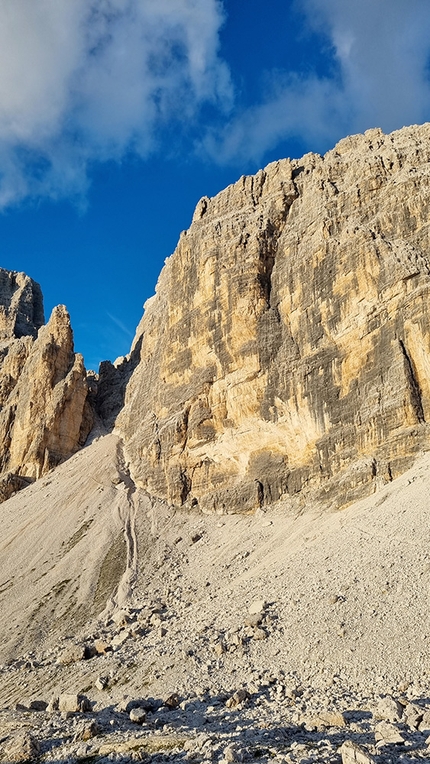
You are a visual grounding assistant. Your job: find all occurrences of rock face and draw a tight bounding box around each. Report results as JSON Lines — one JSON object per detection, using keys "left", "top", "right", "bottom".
{"left": 0, "top": 269, "right": 44, "bottom": 340}
{"left": 116, "top": 123, "right": 430, "bottom": 512}
{"left": 0, "top": 270, "right": 93, "bottom": 499}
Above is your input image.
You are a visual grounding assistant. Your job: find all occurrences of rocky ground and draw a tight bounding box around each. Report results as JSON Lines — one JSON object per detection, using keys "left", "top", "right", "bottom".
{"left": 2, "top": 679, "right": 430, "bottom": 763}
{"left": 0, "top": 432, "right": 429, "bottom": 762}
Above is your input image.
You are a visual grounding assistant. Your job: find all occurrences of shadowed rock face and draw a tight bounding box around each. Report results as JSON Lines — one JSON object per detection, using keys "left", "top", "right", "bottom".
{"left": 0, "top": 269, "right": 44, "bottom": 339}
{"left": 116, "top": 123, "right": 430, "bottom": 512}
{"left": 0, "top": 271, "right": 93, "bottom": 499}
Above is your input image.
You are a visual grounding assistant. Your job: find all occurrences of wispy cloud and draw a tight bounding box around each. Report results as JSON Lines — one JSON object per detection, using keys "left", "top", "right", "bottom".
{"left": 2, "top": 0, "right": 430, "bottom": 204}
{"left": 205, "top": 0, "right": 430, "bottom": 164}
{"left": 0, "top": 0, "right": 232, "bottom": 207}
{"left": 106, "top": 311, "right": 134, "bottom": 339}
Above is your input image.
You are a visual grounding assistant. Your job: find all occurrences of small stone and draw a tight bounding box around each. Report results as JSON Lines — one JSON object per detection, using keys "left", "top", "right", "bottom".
{"left": 398, "top": 680, "right": 410, "bottom": 693}
{"left": 340, "top": 740, "right": 376, "bottom": 764}
{"left": 95, "top": 675, "right": 109, "bottom": 691}
{"left": 244, "top": 613, "right": 262, "bottom": 627}
{"left": 214, "top": 641, "right": 227, "bottom": 656}
{"left": 75, "top": 720, "right": 102, "bottom": 741}
{"left": 248, "top": 600, "right": 266, "bottom": 616}
{"left": 3, "top": 732, "right": 40, "bottom": 762}
{"left": 229, "top": 633, "right": 242, "bottom": 647}
{"left": 111, "top": 629, "right": 130, "bottom": 647}
{"left": 223, "top": 744, "right": 242, "bottom": 762}
{"left": 75, "top": 743, "right": 90, "bottom": 758}
{"left": 116, "top": 696, "right": 154, "bottom": 713}
{"left": 375, "top": 721, "right": 405, "bottom": 745}
{"left": 28, "top": 699, "right": 47, "bottom": 711}
{"left": 46, "top": 696, "right": 59, "bottom": 713}
{"left": 112, "top": 609, "right": 132, "bottom": 627}
{"left": 418, "top": 709, "right": 430, "bottom": 732}
{"left": 129, "top": 707, "right": 147, "bottom": 724}
{"left": 284, "top": 684, "right": 298, "bottom": 699}
{"left": 57, "top": 642, "right": 87, "bottom": 665}
{"left": 404, "top": 702, "right": 423, "bottom": 729}
{"left": 374, "top": 695, "right": 403, "bottom": 722}
{"left": 58, "top": 693, "right": 92, "bottom": 713}
{"left": 94, "top": 638, "right": 111, "bottom": 654}
{"left": 306, "top": 710, "right": 346, "bottom": 729}
{"left": 252, "top": 627, "right": 267, "bottom": 640}
{"left": 226, "top": 688, "right": 249, "bottom": 708}
{"left": 164, "top": 692, "right": 180, "bottom": 709}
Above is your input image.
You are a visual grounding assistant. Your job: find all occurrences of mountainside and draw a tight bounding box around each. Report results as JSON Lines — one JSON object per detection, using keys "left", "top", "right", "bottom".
{"left": 0, "top": 272, "right": 92, "bottom": 501}
{"left": 116, "top": 123, "right": 430, "bottom": 513}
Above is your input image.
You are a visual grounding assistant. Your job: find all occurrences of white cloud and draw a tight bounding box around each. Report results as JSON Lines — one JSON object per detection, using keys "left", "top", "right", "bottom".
{"left": 206, "top": 0, "right": 430, "bottom": 164}
{"left": 0, "top": 0, "right": 232, "bottom": 206}
{"left": 307, "top": 0, "right": 430, "bottom": 131}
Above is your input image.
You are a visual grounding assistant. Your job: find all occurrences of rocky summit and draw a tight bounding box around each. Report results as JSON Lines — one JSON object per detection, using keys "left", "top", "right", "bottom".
{"left": 1, "top": 124, "right": 430, "bottom": 763}
{"left": 0, "top": 272, "right": 92, "bottom": 501}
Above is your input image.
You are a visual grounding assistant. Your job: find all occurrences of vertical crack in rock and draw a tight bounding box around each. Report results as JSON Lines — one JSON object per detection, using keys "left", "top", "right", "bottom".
{"left": 257, "top": 219, "right": 279, "bottom": 308}
{"left": 256, "top": 186, "right": 298, "bottom": 373}
{"left": 398, "top": 339, "right": 425, "bottom": 423}
{"left": 179, "top": 469, "right": 192, "bottom": 504}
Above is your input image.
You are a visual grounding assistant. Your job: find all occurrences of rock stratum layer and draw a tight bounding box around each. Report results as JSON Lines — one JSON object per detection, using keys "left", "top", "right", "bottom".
{"left": 116, "top": 123, "right": 430, "bottom": 512}
{"left": 0, "top": 270, "right": 92, "bottom": 500}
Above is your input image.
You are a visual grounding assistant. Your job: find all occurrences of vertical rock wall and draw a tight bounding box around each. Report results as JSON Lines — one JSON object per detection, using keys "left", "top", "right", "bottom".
{"left": 0, "top": 271, "right": 93, "bottom": 500}
{"left": 116, "top": 124, "right": 430, "bottom": 511}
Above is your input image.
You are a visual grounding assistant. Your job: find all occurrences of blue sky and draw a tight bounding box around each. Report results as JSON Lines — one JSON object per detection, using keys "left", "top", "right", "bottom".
{"left": 0, "top": 0, "right": 430, "bottom": 370}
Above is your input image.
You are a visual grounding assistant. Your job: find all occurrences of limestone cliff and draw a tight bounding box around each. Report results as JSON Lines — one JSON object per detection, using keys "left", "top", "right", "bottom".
{"left": 116, "top": 123, "right": 430, "bottom": 512}
{"left": 0, "top": 271, "right": 93, "bottom": 500}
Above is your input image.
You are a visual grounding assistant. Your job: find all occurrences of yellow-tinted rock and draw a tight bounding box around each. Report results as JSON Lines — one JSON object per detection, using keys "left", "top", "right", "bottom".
{"left": 0, "top": 272, "right": 93, "bottom": 498}
{"left": 115, "top": 123, "right": 430, "bottom": 512}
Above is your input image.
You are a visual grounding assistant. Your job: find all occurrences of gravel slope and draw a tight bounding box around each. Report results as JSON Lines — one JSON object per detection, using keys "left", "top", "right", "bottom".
{"left": 0, "top": 435, "right": 429, "bottom": 761}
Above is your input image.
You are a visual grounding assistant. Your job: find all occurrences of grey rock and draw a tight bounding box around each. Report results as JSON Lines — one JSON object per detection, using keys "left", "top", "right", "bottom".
{"left": 248, "top": 600, "right": 267, "bottom": 616}
{"left": 95, "top": 675, "right": 109, "bottom": 691}
{"left": 58, "top": 693, "right": 92, "bottom": 713}
{"left": 374, "top": 720, "right": 405, "bottom": 745}
{"left": 340, "top": 740, "right": 376, "bottom": 764}
{"left": 374, "top": 695, "right": 403, "bottom": 722}
{"left": 28, "top": 699, "right": 47, "bottom": 711}
{"left": 57, "top": 642, "right": 87, "bottom": 665}
{"left": 3, "top": 732, "right": 40, "bottom": 762}
{"left": 418, "top": 708, "right": 430, "bottom": 732}
{"left": 129, "top": 707, "right": 147, "bottom": 724}
{"left": 74, "top": 720, "right": 102, "bottom": 741}
{"left": 404, "top": 702, "right": 424, "bottom": 729}
{"left": 225, "top": 688, "right": 249, "bottom": 708}
{"left": 223, "top": 744, "right": 243, "bottom": 762}
{"left": 164, "top": 692, "right": 180, "bottom": 709}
